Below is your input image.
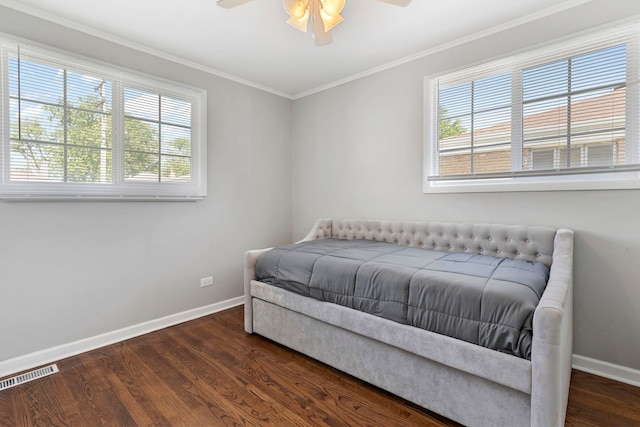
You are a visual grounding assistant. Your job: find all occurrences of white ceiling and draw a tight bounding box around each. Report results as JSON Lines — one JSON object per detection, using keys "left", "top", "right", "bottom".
{"left": 0, "top": 0, "right": 590, "bottom": 98}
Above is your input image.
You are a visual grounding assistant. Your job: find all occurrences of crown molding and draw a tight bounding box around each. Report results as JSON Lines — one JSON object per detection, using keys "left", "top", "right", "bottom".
{"left": 292, "top": 0, "right": 592, "bottom": 99}
{"left": 0, "top": 0, "right": 593, "bottom": 100}
{"left": 0, "top": 0, "right": 294, "bottom": 99}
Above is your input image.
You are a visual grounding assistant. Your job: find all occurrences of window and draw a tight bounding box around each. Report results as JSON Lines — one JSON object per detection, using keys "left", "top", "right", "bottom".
{"left": 425, "top": 23, "right": 640, "bottom": 192}
{"left": 1, "top": 38, "right": 207, "bottom": 200}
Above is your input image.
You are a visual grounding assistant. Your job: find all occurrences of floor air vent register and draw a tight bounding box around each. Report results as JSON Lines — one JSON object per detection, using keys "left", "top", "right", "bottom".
{"left": 0, "top": 364, "right": 59, "bottom": 391}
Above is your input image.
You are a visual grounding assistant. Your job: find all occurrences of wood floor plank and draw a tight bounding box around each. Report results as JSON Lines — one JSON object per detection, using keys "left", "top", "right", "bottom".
{"left": 97, "top": 345, "right": 173, "bottom": 426}
{"left": 565, "top": 369, "right": 640, "bottom": 427}
{"left": 11, "top": 378, "right": 75, "bottom": 427}
{"left": 0, "top": 388, "right": 16, "bottom": 427}
{"left": 178, "top": 315, "right": 434, "bottom": 426}
{"left": 117, "top": 340, "right": 209, "bottom": 427}
{"left": 1, "top": 305, "right": 639, "bottom": 427}
{"left": 42, "top": 363, "right": 90, "bottom": 426}
{"left": 164, "top": 326, "right": 314, "bottom": 426}
{"left": 142, "top": 334, "right": 284, "bottom": 426}
{"left": 212, "top": 312, "right": 457, "bottom": 426}
{"left": 73, "top": 351, "right": 140, "bottom": 427}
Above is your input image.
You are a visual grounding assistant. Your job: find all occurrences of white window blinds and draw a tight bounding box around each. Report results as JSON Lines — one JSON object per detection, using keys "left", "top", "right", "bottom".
{"left": 521, "top": 44, "right": 627, "bottom": 173}
{"left": 9, "top": 50, "right": 115, "bottom": 184}
{"left": 122, "top": 87, "right": 193, "bottom": 184}
{"left": 1, "top": 39, "right": 207, "bottom": 200}
{"left": 426, "top": 22, "right": 640, "bottom": 191}
{"left": 437, "top": 71, "right": 513, "bottom": 177}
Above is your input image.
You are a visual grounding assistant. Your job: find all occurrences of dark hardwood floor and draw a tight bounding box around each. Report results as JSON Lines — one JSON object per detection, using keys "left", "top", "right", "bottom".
{"left": 1, "top": 306, "right": 639, "bottom": 426}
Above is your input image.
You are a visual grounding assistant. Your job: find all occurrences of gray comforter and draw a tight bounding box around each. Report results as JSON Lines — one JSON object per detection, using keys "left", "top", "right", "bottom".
{"left": 255, "top": 238, "right": 550, "bottom": 359}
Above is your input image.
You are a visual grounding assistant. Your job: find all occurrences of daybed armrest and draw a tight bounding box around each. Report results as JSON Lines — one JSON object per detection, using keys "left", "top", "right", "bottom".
{"left": 531, "top": 228, "right": 574, "bottom": 427}
{"left": 244, "top": 248, "right": 272, "bottom": 333}
{"left": 300, "top": 219, "right": 333, "bottom": 241}
{"left": 244, "top": 220, "right": 331, "bottom": 333}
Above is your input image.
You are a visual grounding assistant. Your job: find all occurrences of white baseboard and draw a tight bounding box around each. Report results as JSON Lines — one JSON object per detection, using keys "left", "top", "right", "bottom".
{"left": 573, "top": 354, "right": 640, "bottom": 388}
{"left": 0, "top": 296, "right": 243, "bottom": 379}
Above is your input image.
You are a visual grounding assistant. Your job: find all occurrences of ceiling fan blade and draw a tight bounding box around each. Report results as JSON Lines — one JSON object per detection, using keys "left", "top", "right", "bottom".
{"left": 312, "top": 4, "right": 333, "bottom": 46}
{"left": 216, "top": 0, "right": 255, "bottom": 8}
{"left": 313, "top": 29, "right": 333, "bottom": 46}
{"left": 376, "top": 0, "right": 411, "bottom": 6}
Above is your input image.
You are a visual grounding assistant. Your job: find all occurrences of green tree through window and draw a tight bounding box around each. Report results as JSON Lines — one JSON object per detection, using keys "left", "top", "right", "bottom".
{"left": 11, "top": 91, "right": 190, "bottom": 183}
{"left": 12, "top": 95, "right": 168, "bottom": 183}
{"left": 438, "top": 105, "right": 466, "bottom": 139}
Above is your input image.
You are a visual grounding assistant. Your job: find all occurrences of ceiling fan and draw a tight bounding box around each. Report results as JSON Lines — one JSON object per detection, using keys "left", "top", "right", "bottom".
{"left": 217, "top": 0, "right": 412, "bottom": 46}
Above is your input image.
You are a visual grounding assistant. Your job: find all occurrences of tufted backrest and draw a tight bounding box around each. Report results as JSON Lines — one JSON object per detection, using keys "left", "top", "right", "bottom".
{"left": 303, "top": 218, "right": 557, "bottom": 267}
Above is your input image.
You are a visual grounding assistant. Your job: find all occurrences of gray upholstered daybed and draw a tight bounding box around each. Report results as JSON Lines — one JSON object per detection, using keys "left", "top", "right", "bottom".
{"left": 244, "top": 219, "right": 574, "bottom": 427}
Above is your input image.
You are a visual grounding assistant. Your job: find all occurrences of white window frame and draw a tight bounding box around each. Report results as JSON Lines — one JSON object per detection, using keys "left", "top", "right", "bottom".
{"left": 424, "top": 22, "right": 640, "bottom": 193}
{"left": 0, "top": 35, "right": 207, "bottom": 201}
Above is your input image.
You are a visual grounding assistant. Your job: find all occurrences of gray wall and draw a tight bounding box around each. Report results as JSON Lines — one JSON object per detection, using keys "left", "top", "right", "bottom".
{"left": 292, "top": 0, "right": 640, "bottom": 371}
{"left": 3, "top": 0, "right": 640, "bottom": 373}
{"left": 0, "top": 7, "right": 293, "bottom": 361}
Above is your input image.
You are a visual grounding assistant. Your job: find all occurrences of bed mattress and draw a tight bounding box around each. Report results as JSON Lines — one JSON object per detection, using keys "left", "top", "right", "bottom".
{"left": 255, "top": 238, "right": 549, "bottom": 359}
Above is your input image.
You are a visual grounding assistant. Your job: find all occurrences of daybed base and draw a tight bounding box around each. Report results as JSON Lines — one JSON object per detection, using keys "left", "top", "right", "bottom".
{"left": 244, "top": 219, "right": 574, "bottom": 427}
{"left": 251, "top": 284, "right": 531, "bottom": 426}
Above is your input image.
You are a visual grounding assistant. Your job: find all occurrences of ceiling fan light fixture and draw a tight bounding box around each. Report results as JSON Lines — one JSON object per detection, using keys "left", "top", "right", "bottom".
{"left": 218, "top": 0, "right": 412, "bottom": 45}
{"left": 283, "top": 0, "right": 309, "bottom": 18}
{"left": 319, "top": 6, "right": 344, "bottom": 32}
{"left": 283, "top": 0, "right": 311, "bottom": 33}
{"left": 286, "top": 11, "right": 310, "bottom": 33}
{"left": 319, "top": 0, "right": 345, "bottom": 16}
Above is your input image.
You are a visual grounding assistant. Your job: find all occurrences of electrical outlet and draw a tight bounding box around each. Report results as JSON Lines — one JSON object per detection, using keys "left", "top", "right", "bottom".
{"left": 200, "top": 276, "right": 213, "bottom": 288}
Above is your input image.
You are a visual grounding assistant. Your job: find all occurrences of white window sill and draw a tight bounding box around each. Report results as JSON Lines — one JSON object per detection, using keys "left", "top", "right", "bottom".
{"left": 424, "top": 173, "right": 640, "bottom": 193}
{"left": 0, "top": 195, "right": 204, "bottom": 201}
